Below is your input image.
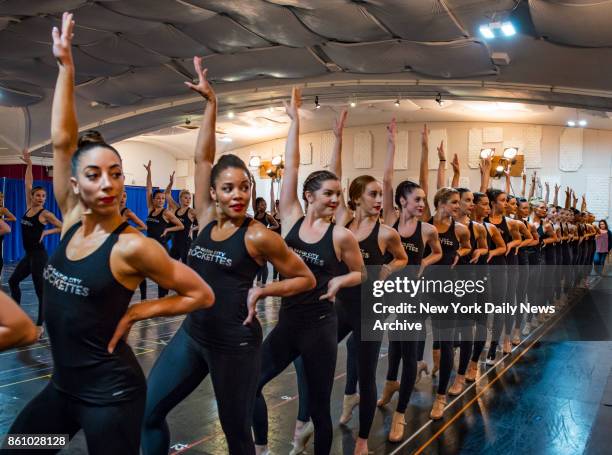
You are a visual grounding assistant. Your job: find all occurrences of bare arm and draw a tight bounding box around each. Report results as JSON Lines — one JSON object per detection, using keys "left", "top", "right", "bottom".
{"left": 165, "top": 172, "right": 178, "bottom": 210}
{"left": 422, "top": 224, "right": 442, "bottom": 268}
{"left": 544, "top": 182, "right": 550, "bottom": 205}
{"left": 581, "top": 194, "right": 587, "bottom": 212}
{"left": 520, "top": 171, "right": 526, "bottom": 198}
{"left": 187, "top": 56, "right": 218, "bottom": 228}
{"left": 279, "top": 87, "right": 305, "bottom": 232}
{"left": 125, "top": 209, "right": 147, "bottom": 231}
{"left": 41, "top": 211, "right": 63, "bottom": 240}
{"left": 108, "top": 236, "right": 215, "bottom": 353}
{"left": 486, "top": 224, "right": 507, "bottom": 261}
{"left": 420, "top": 124, "right": 431, "bottom": 220}
{"left": 330, "top": 110, "right": 351, "bottom": 226}
{"left": 322, "top": 227, "right": 364, "bottom": 301}
{"left": 251, "top": 175, "right": 257, "bottom": 214}
{"left": 542, "top": 222, "right": 557, "bottom": 245}
{"left": 0, "top": 291, "right": 37, "bottom": 350}
{"left": 455, "top": 223, "right": 472, "bottom": 261}
{"left": 470, "top": 223, "right": 489, "bottom": 264}
{"left": 382, "top": 118, "right": 398, "bottom": 226}
{"left": 265, "top": 213, "right": 279, "bottom": 229}
{"left": 528, "top": 172, "right": 536, "bottom": 201}
{"left": 564, "top": 187, "right": 571, "bottom": 209}
{"left": 436, "top": 140, "right": 446, "bottom": 190}
{"left": 0, "top": 220, "right": 10, "bottom": 236}
{"left": 21, "top": 150, "right": 33, "bottom": 209}
{"left": 162, "top": 209, "right": 185, "bottom": 236}
{"left": 515, "top": 219, "right": 533, "bottom": 249}
{"left": 504, "top": 166, "right": 511, "bottom": 195}
{"left": 1, "top": 207, "right": 16, "bottom": 222}
{"left": 144, "top": 160, "right": 153, "bottom": 211}
{"left": 553, "top": 184, "right": 559, "bottom": 207}
{"left": 505, "top": 219, "right": 523, "bottom": 253}
{"left": 451, "top": 153, "right": 460, "bottom": 188}
{"left": 479, "top": 157, "right": 491, "bottom": 193}
{"left": 50, "top": 12, "right": 79, "bottom": 216}
{"left": 380, "top": 225, "right": 408, "bottom": 276}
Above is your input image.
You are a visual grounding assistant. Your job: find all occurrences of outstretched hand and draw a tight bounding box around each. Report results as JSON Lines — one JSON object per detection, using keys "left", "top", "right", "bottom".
{"left": 52, "top": 12, "right": 75, "bottom": 67}
{"left": 243, "top": 287, "right": 262, "bottom": 325}
{"left": 108, "top": 307, "right": 136, "bottom": 354}
{"left": 284, "top": 87, "right": 301, "bottom": 121}
{"left": 333, "top": 109, "right": 348, "bottom": 138}
{"left": 168, "top": 171, "right": 175, "bottom": 187}
{"left": 185, "top": 56, "right": 216, "bottom": 102}
{"left": 437, "top": 141, "right": 445, "bottom": 161}
{"left": 479, "top": 156, "right": 492, "bottom": 175}
{"left": 451, "top": 153, "right": 459, "bottom": 174}
{"left": 554, "top": 183, "right": 560, "bottom": 193}
{"left": 20, "top": 149, "right": 32, "bottom": 165}
{"left": 386, "top": 118, "right": 397, "bottom": 143}
{"left": 143, "top": 160, "right": 151, "bottom": 173}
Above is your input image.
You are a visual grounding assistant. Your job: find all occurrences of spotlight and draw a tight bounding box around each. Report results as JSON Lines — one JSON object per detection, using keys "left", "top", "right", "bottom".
{"left": 503, "top": 147, "right": 518, "bottom": 159}
{"left": 227, "top": 111, "right": 235, "bottom": 119}
{"left": 501, "top": 22, "right": 516, "bottom": 37}
{"left": 479, "top": 25, "right": 495, "bottom": 39}
{"left": 315, "top": 96, "right": 321, "bottom": 109}
{"left": 480, "top": 148, "right": 494, "bottom": 159}
{"left": 271, "top": 155, "right": 283, "bottom": 166}
{"left": 394, "top": 99, "right": 400, "bottom": 107}
{"left": 248, "top": 156, "right": 261, "bottom": 168}
{"left": 435, "top": 93, "right": 445, "bottom": 107}
{"left": 567, "top": 120, "right": 576, "bottom": 127}
{"left": 495, "top": 165, "right": 504, "bottom": 173}
{"left": 266, "top": 168, "right": 275, "bottom": 178}
{"left": 578, "top": 119, "right": 587, "bottom": 127}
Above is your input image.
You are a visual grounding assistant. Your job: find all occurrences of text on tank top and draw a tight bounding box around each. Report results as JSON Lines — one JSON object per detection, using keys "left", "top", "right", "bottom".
{"left": 146, "top": 209, "right": 168, "bottom": 243}
{"left": 487, "top": 215, "right": 518, "bottom": 265}
{"left": 184, "top": 217, "right": 262, "bottom": 350}
{"left": 393, "top": 220, "right": 424, "bottom": 265}
{"left": 21, "top": 208, "right": 45, "bottom": 252}
{"left": 433, "top": 217, "right": 459, "bottom": 266}
{"left": 281, "top": 217, "right": 340, "bottom": 323}
{"left": 44, "top": 221, "right": 144, "bottom": 404}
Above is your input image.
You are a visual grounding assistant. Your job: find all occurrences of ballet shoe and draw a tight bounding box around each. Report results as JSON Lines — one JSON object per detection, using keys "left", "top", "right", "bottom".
{"left": 377, "top": 380, "right": 400, "bottom": 407}
{"left": 36, "top": 326, "right": 45, "bottom": 341}
{"left": 502, "top": 337, "right": 512, "bottom": 354}
{"left": 429, "top": 395, "right": 447, "bottom": 420}
{"left": 485, "top": 347, "right": 497, "bottom": 366}
{"left": 465, "top": 361, "right": 478, "bottom": 382}
{"left": 431, "top": 349, "right": 441, "bottom": 377}
{"left": 415, "top": 360, "right": 430, "bottom": 384}
{"left": 388, "top": 412, "right": 406, "bottom": 442}
{"left": 289, "top": 421, "right": 314, "bottom": 455}
{"left": 511, "top": 329, "right": 521, "bottom": 346}
{"left": 339, "top": 393, "right": 360, "bottom": 424}
{"left": 448, "top": 376, "right": 465, "bottom": 396}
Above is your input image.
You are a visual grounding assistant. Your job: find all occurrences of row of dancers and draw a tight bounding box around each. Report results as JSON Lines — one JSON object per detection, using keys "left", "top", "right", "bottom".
{"left": 0, "top": 13, "right": 608, "bottom": 455}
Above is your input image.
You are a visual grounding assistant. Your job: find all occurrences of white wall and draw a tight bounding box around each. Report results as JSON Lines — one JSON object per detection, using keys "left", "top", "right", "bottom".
{"left": 113, "top": 139, "right": 180, "bottom": 189}
{"left": 228, "top": 121, "right": 612, "bottom": 220}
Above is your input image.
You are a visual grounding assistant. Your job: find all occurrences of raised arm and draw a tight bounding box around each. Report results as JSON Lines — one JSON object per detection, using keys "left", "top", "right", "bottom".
{"left": 436, "top": 140, "right": 446, "bottom": 190}
{"left": 144, "top": 160, "right": 153, "bottom": 211}
{"left": 504, "top": 165, "right": 511, "bottom": 195}
{"left": 572, "top": 190, "right": 578, "bottom": 209}
{"left": 126, "top": 209, "right": 147, "bottom": 231}
{"left": 0, "top": 291, "right": 37, "bottom": 350}
{"left": 564, "top": 187, "right": 571, "bottom": 209}
{"left": 41, "top": 211, "right": 63, "bottom": 240}
{"left": 382, "top": 118, "right": 398, "bottom": 226}
{"left": 479, "top": 157, "right": 491, "bottom": 193}
{"left": 270, "top": 179, "right": 276, "bottom": 215}
{"left": 21, "top": 150, "right": 33, "bottom": 209}
{"left": 278, "top": 87, "right": 304, "bottom": 230}
{"left": 544, "top": 182, "right": 550, "bottom": 205}
{"left": 164, "top": 172, "right": 178, "bottom": 210}
{"left": 451, "top": 153, "right": 460, "bottom": 188}
{"left": 251, "top": 175, "right": 257, "bottom": 214}
{"left": 553, "top": 184, "right": 559, "bottom": 207}
{"left": 581, "top": 194, "right": 587, "bottom": 212}
{"left": 186, "top": 56, "right": 217, "bottom": 227}
{"left": 50, "top": 12, "right": 79, "bottom": 216}
{"left": 520, "top": 171, "right": 526, "bottom": 198}
{"left": 108, "top": 236, "right": 215, "bottom": 353}
{"left": 528, "top": 171, "right": 536, "bottom": 201}
{"left": 330, "top": 110, "right": 351, "bottom": 226}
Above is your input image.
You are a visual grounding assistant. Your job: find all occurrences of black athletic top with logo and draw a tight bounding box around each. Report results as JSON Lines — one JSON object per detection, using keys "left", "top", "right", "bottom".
{"left": 44, "top": 221, "right": 144, "bottom": 404}
{"left": 173, "top": 207, "right": 192, "bottom": 246}
{"left": 184, "top": 217, "right": 262, "bottom": 351}
{"left": 338, "top": 221, "right": 386, "bottom": 304}
{"left": 21, "top": 208, "right": 45, "bottom": 252}
{"left": 146, "top": 209, "right": 168, "bottom": 245}
{"left": 393, "top": 220, "right": 424, "bottom": 266}
{"left": 433, "top": 217, "right": 460, "bottom": 266}
{"left": 281, "top": 217, "right": 341, "bottom": 324}
{"left": 484, "top": 222, "right": 506, "bottom": 265}
{"left": 486, "top": 216, "right": 517, "bottom": 266}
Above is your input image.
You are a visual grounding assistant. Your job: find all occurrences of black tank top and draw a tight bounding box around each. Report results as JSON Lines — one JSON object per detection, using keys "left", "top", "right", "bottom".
{"left": 281, "top": 217, "right": 340, "bottom": 324}
{"left": 484, "top": 222, "right": 506, "bottom": 265}
{"left": 338, "top": 221, "right": 386, "bottom": 304}
{"left": 44, "top": 221, "right": 144, "bottom": 404}
{"left": 184, "top": 217, "right": 262, "bottom": 351}
{"left": 146, "top": 209, "right": 168, "bottom": 244}
{"left": 120, "top": 207, "right": 127, "bottom": 217}
{"left": 393, "top": 220, "right": 424, "bottom": 265}
{"left": 255, "top": 212, "right": 270, "bottom": 227}
{"left": 173, "top": 207, "right": 192, "bottom": 245}
{"left": 21, "top": 208, "right": 45, "bottom": 252}
{"left": 486, "top": 215, "right": 517, "bottom": 265}
{"left": 434, "top": 218, "right": 459, "bottom": 266}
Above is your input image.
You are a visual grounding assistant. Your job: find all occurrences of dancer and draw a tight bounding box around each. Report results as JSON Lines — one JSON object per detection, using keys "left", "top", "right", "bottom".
{"left": 270, "top": 182, "right": 282, "bottom": 281}
{"left": 139, "top": 162, "right": 184, "bottom": 299}
{"left": 142, "top": 59, "right": 315, "bottom": 455}
{"left": 9, "top": 149, "right": 62, "bottom": 335}
{"left": 253, "top": 88, "right": 364, "bottom": 455}
{"left": 164, "top": 174, "right": 197, "bottom": 263}
{"left": 251, "top": 180, "right": 279, "bottom": 285}
{"left": 3, "top": 15, "right": 215, "bottom": 455}
{"left": 120, "top": 191, "right": 146, "bottom": 230}
{"left": 0, "top": 193, "right": 15, "bottom": 284}
{"left": 380, "top": 122, "right": 442, "bottom": 439}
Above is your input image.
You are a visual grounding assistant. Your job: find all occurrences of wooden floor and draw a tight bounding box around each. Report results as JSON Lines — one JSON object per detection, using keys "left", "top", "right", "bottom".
{"left": 1, "top": 266, "right": 610, "bottom": 454}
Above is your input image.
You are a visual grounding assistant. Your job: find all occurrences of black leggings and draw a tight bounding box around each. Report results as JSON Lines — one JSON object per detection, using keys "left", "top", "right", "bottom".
{"left": 432, "top": 319, "right": 454, "bottom": 395}
{"left": 255, "top": 262, "right": 269, "bottom": 284}
{"left": 9, "top": 250, "right": 47, "bottom": 326}
{"left": 170, "top": 238, "right": 189, "bottom": 263}
{"left": 142, "top": 326, "right": 260, "bottom": 455}
{"left": 395, "top": 341, "right": 417, "bottom": 414}
{"left": 253, "top": 314, "right": 337, "bottom": 454}
{"left": 3, "top": 383, "right": 145, "bottom": 455}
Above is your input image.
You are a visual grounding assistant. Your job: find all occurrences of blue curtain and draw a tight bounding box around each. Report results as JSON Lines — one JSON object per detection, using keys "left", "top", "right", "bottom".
{"left": 1, "top": 178, "right": 180, "bottom": 263}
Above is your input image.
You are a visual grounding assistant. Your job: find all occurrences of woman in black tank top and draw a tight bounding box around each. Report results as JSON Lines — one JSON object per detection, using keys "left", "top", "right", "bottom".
{"left": 253, "top": 88, "right": 364, "bottom": 455}
{"left": 142, "top": 65, "right": 314, "bottom": 455}
{"left": 4, "top": 17, "right": 214, "bottom": 455}
{"left": 8, "top": 149, "right": 63, "bottom": 334}
{"left": 270, "top": 183, "right": 282, "bottom": 281}
{"left": 293, "top": 111, "right": 407, "bottom": 452}
{"left": 139, "top": 163, "right": 184, "bottom": 300}
{"left": 379, "top": 120, "right": 444, "bottom": 440}
{"left": 165, "top": 184, "right": 197, "bottom": 264}
{"left": 251, "top": 188, "right": 279, "bottom": 285}
{"left": 119, "top": 191, "right": 146, "bottom": 231}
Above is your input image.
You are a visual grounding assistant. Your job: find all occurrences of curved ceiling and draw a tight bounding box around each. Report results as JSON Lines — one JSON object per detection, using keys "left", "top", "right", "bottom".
{"left": 1, "top": 0, "right": 612, "bottom": 155}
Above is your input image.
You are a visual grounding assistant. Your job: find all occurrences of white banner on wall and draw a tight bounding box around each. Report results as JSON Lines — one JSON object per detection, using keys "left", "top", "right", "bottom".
{"left": 320, "top": 131, "right": 335, "bottom": 167}
{"left": 353, "top": 131, "right": 372, "bottom": 169}
{"left": 559, "top": 127, "right": 583, "bottom": 172}
{"left": 468, "top": 128, "right": 482, "bottom": 169}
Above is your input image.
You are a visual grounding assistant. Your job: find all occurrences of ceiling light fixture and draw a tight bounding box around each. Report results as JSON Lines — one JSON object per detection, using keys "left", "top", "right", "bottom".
{"left": 480, "top": 148, "right": 494, "bottom": 159}
{"left": 479, "top": 21, "right": 517, "bottom": 39}
{"left": 315, "top": 96, "right": 321, "bottom": 109}
{"left": 578, "top": 119, "right": 587, "bottom": 127}
{"left": 350, "top": 100, "right": 356, "bottom": 108}
{"left": 501, "top": 22, "right": 516, "bottom": 37}
{"left": 227, "top": 111, "right": 235, "bottom": 119}
{"left": 394, "top": 98, "right": 400, "bottom": 107}
{"left": 435, "top": 93, "right": 445, "bottom": 107}
{"left": 479, "top": 25, "right": 495, "bottom": 39}
{"left": 567, "top": 120, "right": 576, "bottom": 127}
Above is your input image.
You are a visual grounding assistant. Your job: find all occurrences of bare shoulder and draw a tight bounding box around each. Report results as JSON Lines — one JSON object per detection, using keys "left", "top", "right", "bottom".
{"left": 115, "top": 227, "right": 153, "bottom": 257}
{"left": 455, "top": 221, "right": 469, "bottom": 234}
{"left": 422, "top": 221, "right": 436, "bottom": 236}
{"left": 379, "top": 223, "right": 399, "bottom": 239}
{"left": 245, "top": 219, "right": 278, "bottom": 244}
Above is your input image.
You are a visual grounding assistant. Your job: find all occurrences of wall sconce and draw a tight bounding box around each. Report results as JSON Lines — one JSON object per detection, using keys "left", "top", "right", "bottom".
{"left": 482, "top": 147, "right": 524, "bottom": 178}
